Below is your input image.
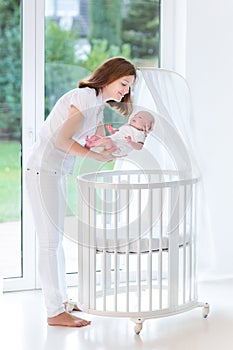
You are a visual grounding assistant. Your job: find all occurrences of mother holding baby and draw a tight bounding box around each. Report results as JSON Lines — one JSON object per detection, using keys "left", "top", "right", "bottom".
{"left": 25, "top": 57, "right": 137, "bottom": 327}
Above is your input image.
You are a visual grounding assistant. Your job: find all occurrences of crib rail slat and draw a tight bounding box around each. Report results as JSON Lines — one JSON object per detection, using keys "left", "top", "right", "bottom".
{"left": 102, "top": 188, "right": 107, "bottom": 311}
{"left": 158, "top": 188, "right": 163, "bottom": 310}
{"left": 148, "top": 187, "right": 153, "bottom": 311}
{"left": 137, "top": 189, "right": 141, "bottom": 312}
{"left": 168, "top": 186, "right": 179, "bottom": 308}
{"left": 193, "top": 183, "right": 198, "bottom": 301}
{"left": 182, "top": 184, "right": 187, "bottom": 304}
{"left": 114, "top": 189, "right": 118, "bottom": 312}
{"left": 189, "top": 184, "right": 193, "bottom": 302}
{"left": 126, "top": 188, "right": 130, "bottom": 312}
{"left": 89, "top": 187, "right": 96, "bottom": 310}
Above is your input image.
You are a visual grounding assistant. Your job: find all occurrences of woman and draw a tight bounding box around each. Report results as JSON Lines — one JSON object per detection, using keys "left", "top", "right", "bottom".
{"left": 25, "top": 57, "right": 136, "bottom": 327}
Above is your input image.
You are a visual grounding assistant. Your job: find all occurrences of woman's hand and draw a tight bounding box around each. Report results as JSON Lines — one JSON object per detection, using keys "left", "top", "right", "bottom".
{"left": 91, "top": 146, "right": 119, "bottom": 162}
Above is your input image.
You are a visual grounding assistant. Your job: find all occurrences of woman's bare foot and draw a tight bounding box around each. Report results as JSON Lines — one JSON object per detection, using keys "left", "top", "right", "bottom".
{"left": 48, "top": 312, "right": 91, "bottom": 327}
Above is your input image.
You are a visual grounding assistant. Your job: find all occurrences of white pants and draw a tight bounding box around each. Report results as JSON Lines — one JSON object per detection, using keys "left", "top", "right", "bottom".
{"left": 25, "top": 169, "right": 68, "bottom": 317}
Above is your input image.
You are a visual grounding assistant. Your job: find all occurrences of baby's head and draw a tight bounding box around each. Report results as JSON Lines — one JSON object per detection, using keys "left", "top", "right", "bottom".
{"left": 129, "top": 111, "right": 155, "bottom": 134}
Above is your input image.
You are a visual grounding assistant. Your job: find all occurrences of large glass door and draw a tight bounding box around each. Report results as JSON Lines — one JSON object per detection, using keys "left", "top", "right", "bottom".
{"left": 2, "top": 0, "right": 162, "bottom": 291}
{"left": 44, "top": 0, "right": 161, "bottom": 285}
{"left": 2, "top": 0, "right": 40, "bottom": 291}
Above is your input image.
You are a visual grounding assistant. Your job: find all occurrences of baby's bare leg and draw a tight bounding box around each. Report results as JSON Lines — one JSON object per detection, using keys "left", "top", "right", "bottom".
{"left": 85, "top": 135, "right": 101, "bottom": 149}
{"left": 89, "top": 137, "right": 115, "bottom": 150}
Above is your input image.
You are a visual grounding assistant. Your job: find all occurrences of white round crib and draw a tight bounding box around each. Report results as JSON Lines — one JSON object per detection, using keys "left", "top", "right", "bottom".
{"left": 77, "top": 169, "right": 209, "bottom": 334}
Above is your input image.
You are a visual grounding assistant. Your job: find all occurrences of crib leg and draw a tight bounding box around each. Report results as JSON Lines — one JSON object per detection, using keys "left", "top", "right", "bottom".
{"left": 197, "top": 301, "right": 210, "bottom": 318}
{"left": 131, "top": 317, "right": 144, "bottom": 335}
{"left": 202, "top": 302, "right": 210, "bottom": 318}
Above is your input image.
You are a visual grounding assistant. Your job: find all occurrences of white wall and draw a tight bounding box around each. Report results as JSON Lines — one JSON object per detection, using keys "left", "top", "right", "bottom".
{"left": 185, "top": 0, "right": 233, "bottom": 279}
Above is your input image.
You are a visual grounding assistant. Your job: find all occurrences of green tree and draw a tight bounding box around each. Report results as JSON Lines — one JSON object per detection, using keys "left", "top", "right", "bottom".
{"left": 45, "top": 19, "right": 89, "bottom": 115}
{"left": 45, "top": 19, "right": 78, "bottom": 64}
{"left": 45, "top": 19, "right": 131, "bottom": 116}
{"left": 78, "top": 39, "right": 131, "bottom": 72}
{"left": 89, "top": 0, "right": 122, "bottom": 47}
{"left": 122, "top": 0, "right": 160, "bottom": 59}
{"left": 0, "top": 0, "right": 21, "bottom": 139}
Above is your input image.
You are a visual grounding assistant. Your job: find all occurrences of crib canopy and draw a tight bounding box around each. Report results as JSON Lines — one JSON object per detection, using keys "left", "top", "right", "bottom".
{"left": 115, "top": 68, "right": 199, "bottom": 179}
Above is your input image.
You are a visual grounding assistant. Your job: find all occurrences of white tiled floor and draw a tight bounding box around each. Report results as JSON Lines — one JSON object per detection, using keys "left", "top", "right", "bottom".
{"left": 1, "top": 279, "right": 233, "bottom": 350}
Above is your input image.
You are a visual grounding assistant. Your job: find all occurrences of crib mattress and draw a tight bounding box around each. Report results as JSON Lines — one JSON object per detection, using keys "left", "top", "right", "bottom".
{"left": 95, "top": 234, "right": 191, "bottom": 254}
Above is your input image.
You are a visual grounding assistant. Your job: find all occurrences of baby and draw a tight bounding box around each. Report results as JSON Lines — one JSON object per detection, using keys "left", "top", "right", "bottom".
{"left": 85, "top": 110, "right": 155, "bottom": 156}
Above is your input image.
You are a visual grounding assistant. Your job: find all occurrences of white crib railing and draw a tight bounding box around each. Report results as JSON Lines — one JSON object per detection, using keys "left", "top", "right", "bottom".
{"left": 77, "top": 170, "right": 209, "bottom": 334}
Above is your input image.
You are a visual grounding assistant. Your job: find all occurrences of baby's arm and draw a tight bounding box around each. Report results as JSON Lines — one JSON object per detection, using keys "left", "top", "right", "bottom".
{"left": 85, "top": 122, "right": 105, "bottom": 148}
{"left": 86, "top": 136, "right": 115, "bottom": 151}
{"left": 106, "top": 124, "right": 118, "bottom": 135}
{"left": 125, "top": 136, "right": 144, "bottom": 150}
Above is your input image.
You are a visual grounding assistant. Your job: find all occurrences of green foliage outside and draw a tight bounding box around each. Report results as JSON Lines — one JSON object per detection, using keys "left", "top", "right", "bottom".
{"left": 66, "top": 155, "right": 115, "bottom": 217}
{"left": 89, "top": 0, "right": 122, "bottom": 47}
{"left": 0, "top": 0, "right": 160, "bottom": 136}
{"left": 44, "top": 19, "right": 131, "bottom": 115}
{"left": 45, "top": 19, "right": 78, "bottom": 64}
{"left": 0, "top": 0, "right": 21, "bottom": 139}
{"left": 0, "top": 0, "right": 160, "bottom": 223}
{"left": 78, "top": 39, "right": 131, "bottom": 73}
{"left": 45, "top": 19, "right": 84, "bottom": 115}
{"left": 122, "top": 0, "right": 160, "bottom": 59}
{"left": 0, "top": 141, "right": 21, "bottom": 222}
{"left": 0, "top": 141, "right": 114, "bottom": 222}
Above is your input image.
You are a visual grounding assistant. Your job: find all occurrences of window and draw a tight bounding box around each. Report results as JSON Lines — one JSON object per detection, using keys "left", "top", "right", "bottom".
{"left": 2, "top": 0, "right": 171, "bottom": 291}
{"left": 45, "top": 0, "right": 161, "bottom": 280}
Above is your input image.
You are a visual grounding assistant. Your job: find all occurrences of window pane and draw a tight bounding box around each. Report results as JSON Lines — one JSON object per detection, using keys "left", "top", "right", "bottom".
{"left": 0, "top": 0, "right": 22, "bottom": 279}
{"left": 45, "top": 0, "right": 160, "bottom": 274}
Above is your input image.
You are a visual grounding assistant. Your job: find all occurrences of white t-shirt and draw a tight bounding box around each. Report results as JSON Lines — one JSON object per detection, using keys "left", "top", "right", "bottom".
{"left": 27, "top": 87, "right": 104, "bottom": 174}
{"left": 110, "top": 124, "right": 146, "bottom": 156}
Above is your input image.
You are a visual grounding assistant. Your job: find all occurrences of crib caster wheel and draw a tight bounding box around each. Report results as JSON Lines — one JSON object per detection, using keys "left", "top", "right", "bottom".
{"left": 134, "top": 323, "right": 142, "bottom": 335}
{"left": 202, "top": 303, "right": 210, "bottom": 318}
{"left": 131, "top": 317, "right": 144, "bottom": 335}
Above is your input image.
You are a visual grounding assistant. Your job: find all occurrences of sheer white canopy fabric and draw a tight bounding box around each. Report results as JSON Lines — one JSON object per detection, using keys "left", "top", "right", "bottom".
{"left": 115, "top": 68, "right": 212, "bottom": 278}
{"left": 115, "top": 68, "right": 199, "bottom": 179}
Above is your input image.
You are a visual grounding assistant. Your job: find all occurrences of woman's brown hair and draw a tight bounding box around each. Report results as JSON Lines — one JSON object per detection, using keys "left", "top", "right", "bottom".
{"left": 78, "top": 57, "right": 137, "bottom": 116}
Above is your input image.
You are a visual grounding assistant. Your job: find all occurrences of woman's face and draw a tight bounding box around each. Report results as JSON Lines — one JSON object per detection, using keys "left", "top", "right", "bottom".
{"left": 102, "top": 75, "right": 135, "bottom": 102}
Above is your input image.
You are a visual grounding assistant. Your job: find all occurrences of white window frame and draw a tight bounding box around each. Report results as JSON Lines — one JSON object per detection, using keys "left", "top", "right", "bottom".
{"left": 160, "top": 0, "right": 187, "bottom": 77}
{"left": 4, "top": 0, "right": 187, "bottom": 291}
